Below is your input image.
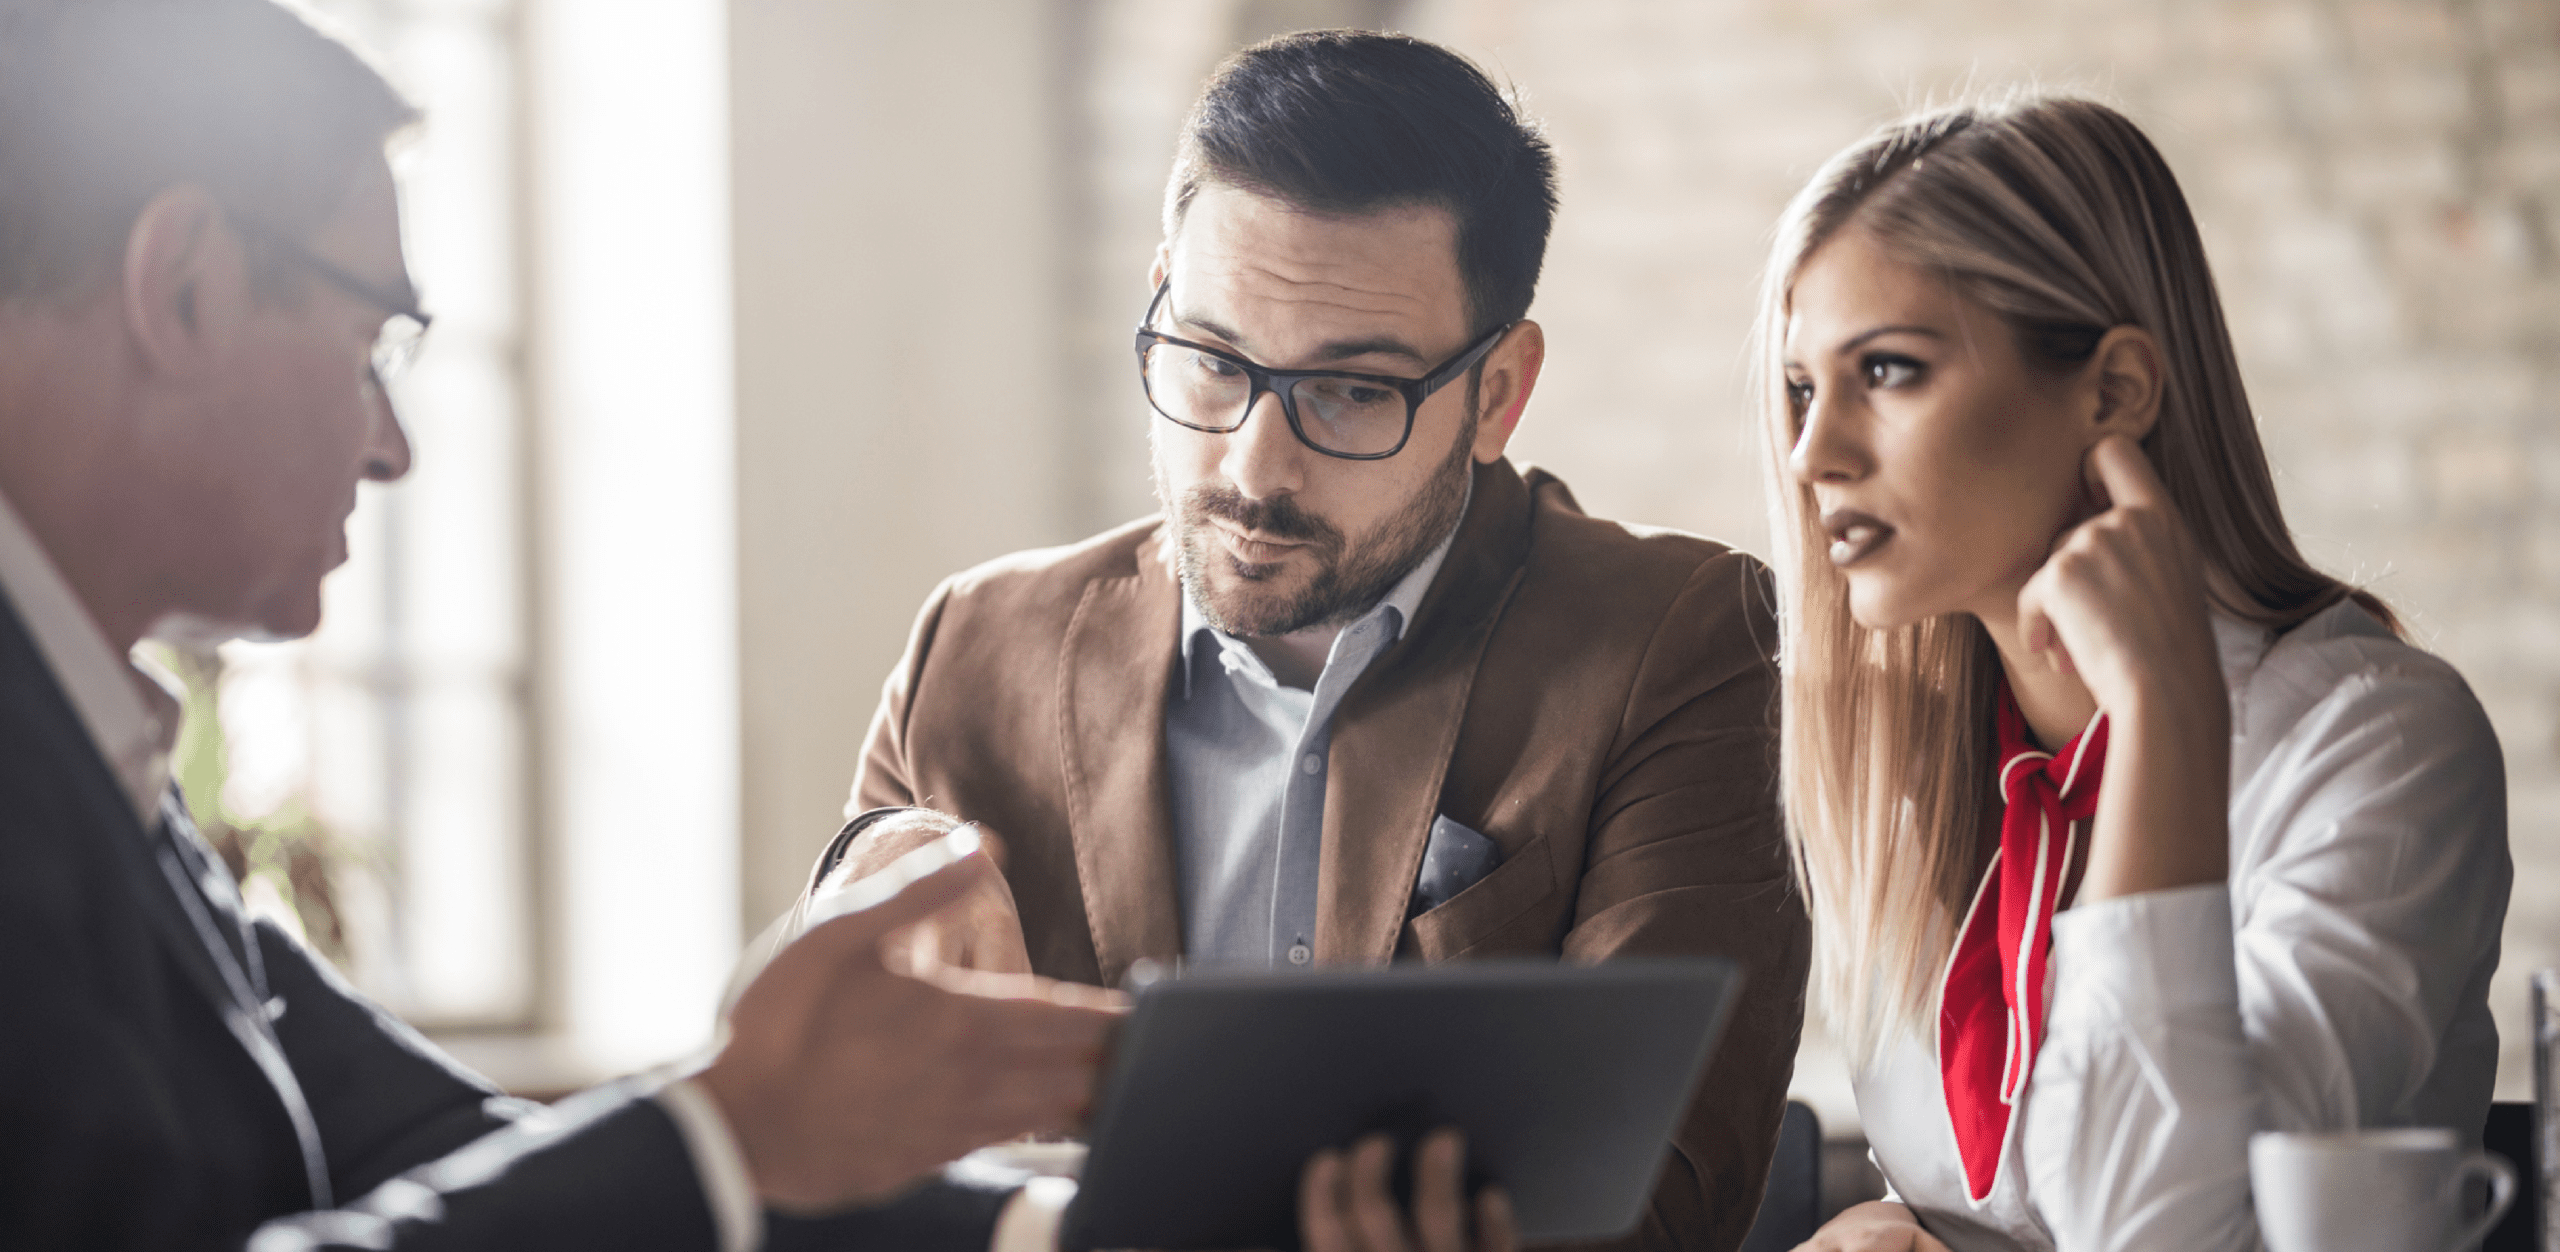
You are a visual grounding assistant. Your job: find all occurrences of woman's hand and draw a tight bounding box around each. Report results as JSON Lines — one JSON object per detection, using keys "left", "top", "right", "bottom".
{"left": 2014, "top": 435, "right": 2221, "bottom": 725}
{"left": 1791, "top": 1201, "right": 1950, "bottom": 1252}
{"left": 1301, "top": 1129, "right": 1514, "bottom": 1252}
{"left": 2015, "top": 434, "right": 2232, "bottom": 899}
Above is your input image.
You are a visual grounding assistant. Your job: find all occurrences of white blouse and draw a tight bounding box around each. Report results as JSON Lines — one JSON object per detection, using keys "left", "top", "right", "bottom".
{"left": 1853, "top": 600, "right": 2512, "bottom": 1252}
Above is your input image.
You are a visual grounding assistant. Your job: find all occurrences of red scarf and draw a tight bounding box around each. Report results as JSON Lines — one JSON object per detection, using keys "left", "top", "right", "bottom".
{"left": 1939, "top": 680, "right": 2107, "bottom": 1202}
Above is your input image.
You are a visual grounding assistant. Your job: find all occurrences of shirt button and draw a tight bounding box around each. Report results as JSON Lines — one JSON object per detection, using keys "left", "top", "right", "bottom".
{"left": 1288, "top": 943, "right": 1312, "bottom": 966}
{"left": 1301, "top": 753, "right": 1323, "bottom": 775}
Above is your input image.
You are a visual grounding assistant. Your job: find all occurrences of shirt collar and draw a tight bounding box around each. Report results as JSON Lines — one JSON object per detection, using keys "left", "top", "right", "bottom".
{"left": 0, "top": 488, "right": 181, "bottom": 823}
{"left": 1180, "top": 478, "right": 1470, "bottom": 694}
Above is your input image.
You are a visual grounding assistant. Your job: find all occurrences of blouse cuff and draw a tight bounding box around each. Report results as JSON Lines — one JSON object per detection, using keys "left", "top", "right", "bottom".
{"left": 2047, "top": 882, "right": 2236, "bottom": 1029}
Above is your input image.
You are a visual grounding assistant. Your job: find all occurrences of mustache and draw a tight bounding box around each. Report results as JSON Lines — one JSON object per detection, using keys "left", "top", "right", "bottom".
{"left": 1182, "top": 482, "right": 1341, "bottom": 550}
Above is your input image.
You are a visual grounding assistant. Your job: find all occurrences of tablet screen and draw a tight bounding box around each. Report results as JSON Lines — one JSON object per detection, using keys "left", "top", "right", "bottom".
{"left": 1062, "top": 958, "right": 1742, "bottom": 1251}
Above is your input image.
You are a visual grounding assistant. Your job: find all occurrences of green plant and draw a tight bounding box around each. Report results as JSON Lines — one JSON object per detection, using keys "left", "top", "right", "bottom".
{"left": 157, "top": 641, "right": 357, "bottom": 965}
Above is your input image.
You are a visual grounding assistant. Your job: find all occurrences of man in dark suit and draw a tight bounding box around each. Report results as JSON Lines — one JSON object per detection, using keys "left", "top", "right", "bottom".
{"left": 810, "top": 30, "right": 1811, "bottom": 1252}
{"left": 0, "top": 2, "right": 1134, "bottom": 1249}
{"left": 0, "top": 5, "right": 1521, "bottom": 1249}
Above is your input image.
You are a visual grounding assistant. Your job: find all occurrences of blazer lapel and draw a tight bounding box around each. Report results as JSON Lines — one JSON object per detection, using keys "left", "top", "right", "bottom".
{"left": 0, "top": 598, "right": 241, "bottom": 1024}
{"left": 0, "top": 600, "right": 333, "bottom": 1207}
{"left": 145, "top": 792, "right": 335, "bottom": 1207}
{"left": 1057, "top": 527, "right": 1185, "bottom": 985}
{"left": 1316, "top": 459, "right": 1535, "bottom": 964}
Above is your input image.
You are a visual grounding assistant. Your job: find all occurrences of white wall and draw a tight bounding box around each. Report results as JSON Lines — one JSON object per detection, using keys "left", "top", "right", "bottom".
{"left": 730, "top": 1, "right": 1079, "bottom": 930}
{"left": 524, "top": 0, "right": 740, "bottom": 1076}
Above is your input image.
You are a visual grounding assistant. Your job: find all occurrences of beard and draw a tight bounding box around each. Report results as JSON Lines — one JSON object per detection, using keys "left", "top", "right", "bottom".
{"left": 1161, "top": 410, "right": 1477, "bottom": 638}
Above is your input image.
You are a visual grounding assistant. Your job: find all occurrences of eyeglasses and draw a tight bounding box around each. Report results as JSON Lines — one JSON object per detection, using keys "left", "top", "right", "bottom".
{"left": 1134, "top": 278, "right": 1511, "bottom": 460}
{"left": 232, "top": 214, "right": 433, "bottom": 386}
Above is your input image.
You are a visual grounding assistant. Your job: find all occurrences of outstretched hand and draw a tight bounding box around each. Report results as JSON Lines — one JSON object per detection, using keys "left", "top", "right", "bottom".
{"left": 825, "top": 809, "right": 1036, "bottom": 977}
{"left": 700, "top": 838, "right": 1117, "bottom": 1213}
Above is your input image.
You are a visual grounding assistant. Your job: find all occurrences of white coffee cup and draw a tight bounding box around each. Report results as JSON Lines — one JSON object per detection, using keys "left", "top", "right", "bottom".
{"left": 2251, "top": 1127, "right": 2516, "bottom": 1252}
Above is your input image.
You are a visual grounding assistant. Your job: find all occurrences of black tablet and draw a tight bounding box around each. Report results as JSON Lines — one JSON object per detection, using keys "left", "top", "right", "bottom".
{"left": 1060, "top": 958, "right": 1743, "bottom": 1251}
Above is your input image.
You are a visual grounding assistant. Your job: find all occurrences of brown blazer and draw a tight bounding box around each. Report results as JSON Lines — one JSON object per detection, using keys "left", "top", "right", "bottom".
{"left": 850, "top": 457, "right": 1809, "bottom": 1252}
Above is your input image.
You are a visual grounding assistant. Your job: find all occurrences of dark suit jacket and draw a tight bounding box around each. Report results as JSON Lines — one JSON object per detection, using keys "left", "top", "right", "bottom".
{"left": 0, "top": 593, "right": 1010, "bottom": 1250}
{"left": 851, "top": 457, "right": 1813, "bottom": 1252}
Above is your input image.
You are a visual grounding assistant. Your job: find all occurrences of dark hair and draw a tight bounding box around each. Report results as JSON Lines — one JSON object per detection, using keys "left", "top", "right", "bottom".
{"left": 1164, "top": 29, "right": 1559, "bottom": 337}
{"left": 0, "top": 0, "right": 418, "bottom": 301}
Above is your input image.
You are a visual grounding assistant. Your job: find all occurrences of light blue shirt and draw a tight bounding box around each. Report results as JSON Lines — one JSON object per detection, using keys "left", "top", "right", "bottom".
{"left": 1165, "top": 505, "right": 1465, "bottom": 969}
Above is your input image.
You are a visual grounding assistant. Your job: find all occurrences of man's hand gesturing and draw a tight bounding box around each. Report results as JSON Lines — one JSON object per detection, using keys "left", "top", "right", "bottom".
{"left": 828, "top": 809, "right": 1036, "bottom": 976}
{"left": 699, "top": 837, "right": 1117, "bottom": 1214}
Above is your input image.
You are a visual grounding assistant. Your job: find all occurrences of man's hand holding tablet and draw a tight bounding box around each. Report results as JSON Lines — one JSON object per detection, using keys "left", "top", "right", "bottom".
{"left": 1303, "top": 1130, "right": 1517, "bottom": 1252}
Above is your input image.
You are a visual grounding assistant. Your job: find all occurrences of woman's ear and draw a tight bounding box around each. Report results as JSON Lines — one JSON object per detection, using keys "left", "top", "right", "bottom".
{"left": 2084, "top": 325, "right": 2165, "bottom": 444}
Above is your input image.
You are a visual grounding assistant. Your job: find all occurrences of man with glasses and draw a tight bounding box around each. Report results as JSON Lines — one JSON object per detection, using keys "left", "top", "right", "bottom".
{"left": 811, "top": 30, "right": 1809, "bottom": 1252}
{"left": 0, "top": 3, "right": 1135, "bottom": 1250}
{"left": 1, "top": 4, "right": 1506, "bottom": 1250}
{"left": 234, "top": 213, "right": 434, "bottom": 390}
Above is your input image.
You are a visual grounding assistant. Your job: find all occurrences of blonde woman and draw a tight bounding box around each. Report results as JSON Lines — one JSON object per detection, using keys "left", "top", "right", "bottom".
{"left": 1761, "top": 96, "right": 2511, "bottom": 1251}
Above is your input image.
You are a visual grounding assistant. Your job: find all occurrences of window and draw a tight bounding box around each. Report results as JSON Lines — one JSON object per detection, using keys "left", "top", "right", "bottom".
{"left": 206, "top": 0, "right": 535, "bottom": 1030}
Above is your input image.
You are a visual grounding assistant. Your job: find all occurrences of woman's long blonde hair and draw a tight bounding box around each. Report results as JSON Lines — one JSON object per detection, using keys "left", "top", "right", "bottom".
{"left": 1755, "top": 95, "right": 2393, "bottom": 1062}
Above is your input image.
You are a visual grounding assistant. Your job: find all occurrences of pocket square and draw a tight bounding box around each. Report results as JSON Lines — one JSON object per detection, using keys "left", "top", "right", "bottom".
{"left": 1412, "top": 815, "right": 1503, "bottom": 914}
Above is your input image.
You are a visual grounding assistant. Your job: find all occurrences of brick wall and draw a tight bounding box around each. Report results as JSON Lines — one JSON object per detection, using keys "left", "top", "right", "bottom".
{"left": 1056, "top": 0, "right": 2560, "bottom": 1104}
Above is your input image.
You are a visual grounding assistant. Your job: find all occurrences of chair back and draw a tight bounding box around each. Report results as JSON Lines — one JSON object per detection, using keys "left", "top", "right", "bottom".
{"left": 1739, "top": 1100, "right": 1822, "bottom": 1252}
{"left": 2484, "top": 1100, "right": 2538, "bottom": 1252}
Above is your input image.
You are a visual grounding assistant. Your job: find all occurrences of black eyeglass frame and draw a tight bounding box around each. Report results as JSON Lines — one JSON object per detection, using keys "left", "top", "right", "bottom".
{"left": 1133, "top": 278, "right": 1513, "bottom": 461}
{"left": 230, "top": 212, "right": 435, "bottom": 385}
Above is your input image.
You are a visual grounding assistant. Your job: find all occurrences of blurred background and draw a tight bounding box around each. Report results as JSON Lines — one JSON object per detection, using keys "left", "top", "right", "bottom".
{"left": 201, "top": 0, "right": 2556, "bottom": 1148}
